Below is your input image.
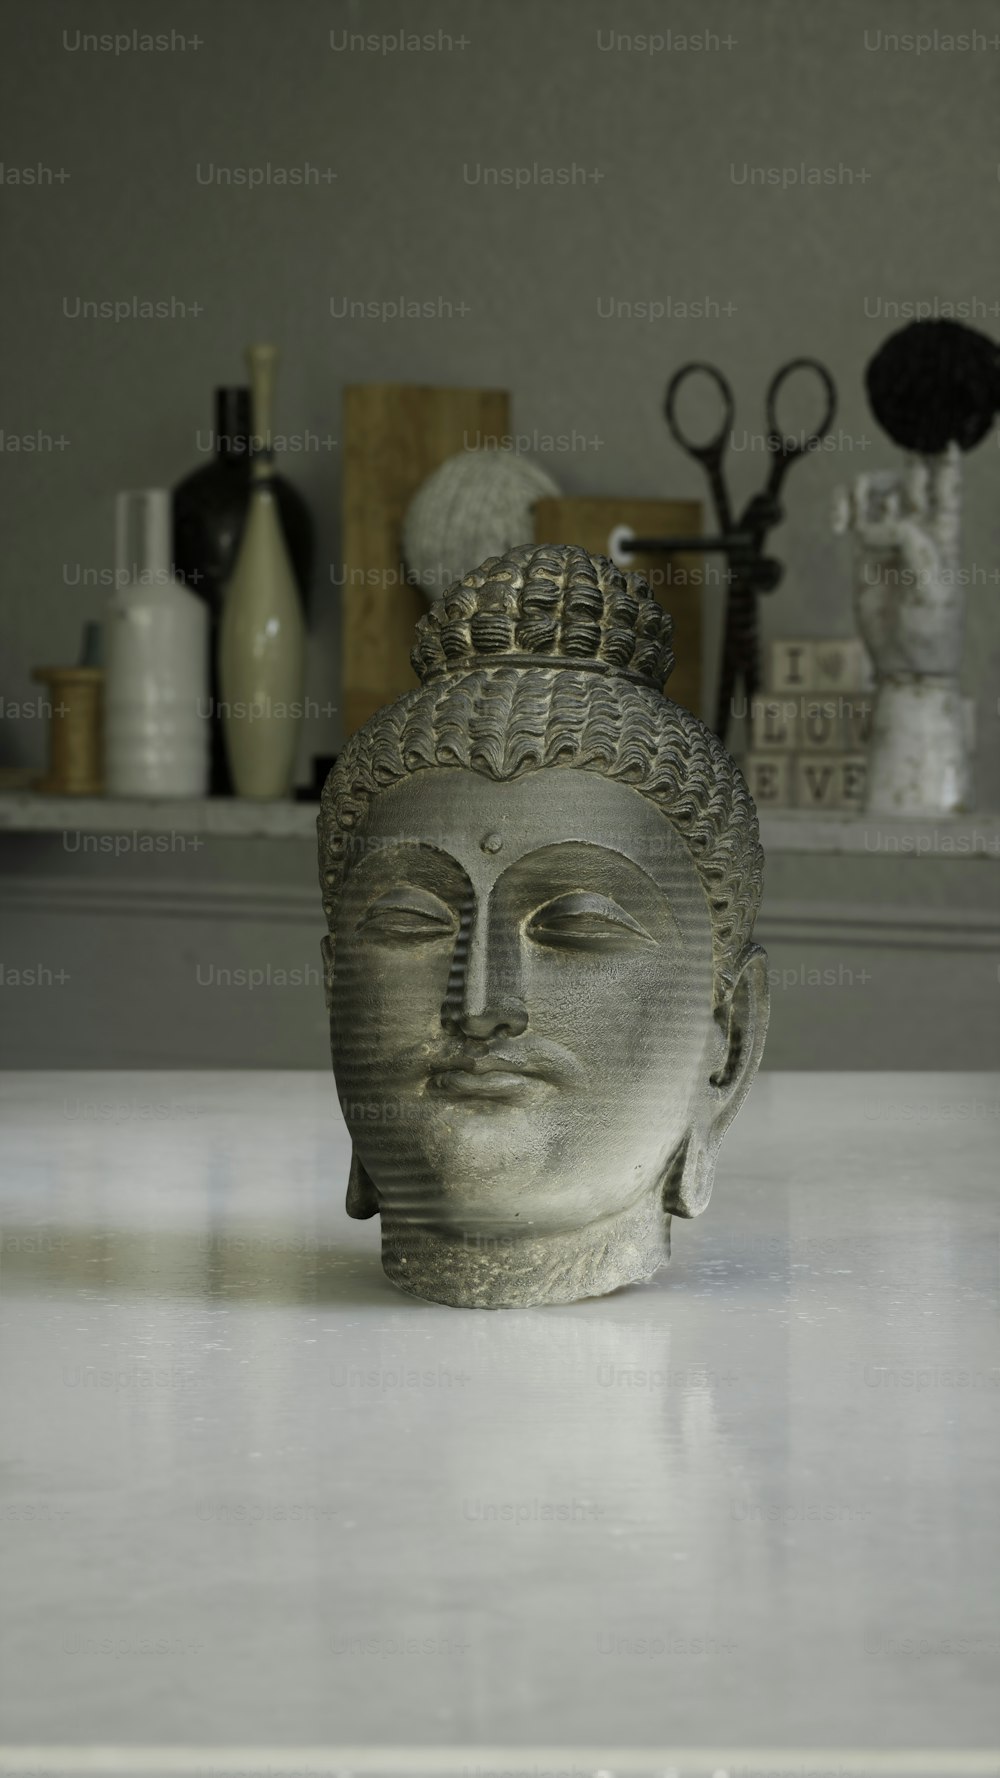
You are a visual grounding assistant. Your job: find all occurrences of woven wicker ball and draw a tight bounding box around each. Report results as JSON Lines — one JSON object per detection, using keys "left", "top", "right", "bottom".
{"left": 403, "top": 449, "right": 560, "bottom": 603}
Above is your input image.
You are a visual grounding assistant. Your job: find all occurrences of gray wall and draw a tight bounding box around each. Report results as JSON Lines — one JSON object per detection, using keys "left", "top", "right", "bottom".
{"left": 2, "top": 0, "right": 1000, "bottom": 801}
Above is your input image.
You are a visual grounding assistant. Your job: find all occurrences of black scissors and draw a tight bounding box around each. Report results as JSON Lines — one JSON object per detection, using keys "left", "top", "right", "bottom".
{"left": 626, "top": 358, "right": 837, "bottom": 740}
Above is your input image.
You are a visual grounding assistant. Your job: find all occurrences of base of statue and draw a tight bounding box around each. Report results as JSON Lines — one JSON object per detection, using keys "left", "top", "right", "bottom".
{"left": 379, "top": 1184, "right": 671, "bottom": 1309}
{"left": 866, "top": 674, "right": 971, "bottom": 816}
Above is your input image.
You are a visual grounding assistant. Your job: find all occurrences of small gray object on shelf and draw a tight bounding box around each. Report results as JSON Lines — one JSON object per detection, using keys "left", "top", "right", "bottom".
{"left": 402, "top": 448, "right": 560, "bottom": 603}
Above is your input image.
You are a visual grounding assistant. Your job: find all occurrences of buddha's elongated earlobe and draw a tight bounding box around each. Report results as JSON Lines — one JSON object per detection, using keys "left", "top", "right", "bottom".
{"left": 320, "top": 934, "right": 335, "bottom": 1014}
{"left": 664, "top": 944, "right": 770, "bottom": 1221}
{"left": 661, "top": 1131, "right": 717, "bottom": 1219}
{"left": 346, "top": 1150, "right": 379, "bottom": 1220}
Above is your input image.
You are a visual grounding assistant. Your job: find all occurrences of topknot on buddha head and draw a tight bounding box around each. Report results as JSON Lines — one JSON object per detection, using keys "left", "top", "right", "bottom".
{"left": 410, "top": 543, "right": 676, "bottom": 691}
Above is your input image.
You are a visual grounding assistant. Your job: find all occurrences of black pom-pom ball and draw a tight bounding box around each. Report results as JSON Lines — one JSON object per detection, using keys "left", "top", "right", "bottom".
{"left": 865, "top": 318, "right": 1000, "bottom": 454}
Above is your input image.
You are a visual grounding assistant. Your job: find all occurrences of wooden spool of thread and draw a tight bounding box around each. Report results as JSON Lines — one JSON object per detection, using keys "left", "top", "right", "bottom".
{"left": 33, "top": 667, "right": 104, "bottom": 795}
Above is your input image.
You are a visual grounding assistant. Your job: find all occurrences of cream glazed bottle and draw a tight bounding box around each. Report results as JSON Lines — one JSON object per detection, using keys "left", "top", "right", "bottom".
{"left": 218, "top": 343, "right": 305, "bottom": 799}
{"left": 103, "top": 489, "right": 209, "bottom": 797}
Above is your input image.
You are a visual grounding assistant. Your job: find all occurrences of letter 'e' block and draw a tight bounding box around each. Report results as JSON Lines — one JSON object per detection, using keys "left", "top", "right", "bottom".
{"left": 743, "top": 752, "right": 791, "bottom": 807}
{"left": 838, "top": 754, "right": 867, "bottom": 809}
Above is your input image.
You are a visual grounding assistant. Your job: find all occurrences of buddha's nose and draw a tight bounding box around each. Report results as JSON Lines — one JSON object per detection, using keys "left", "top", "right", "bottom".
{"left": 440, "top": 904, "right": 528, "bottom": 1040}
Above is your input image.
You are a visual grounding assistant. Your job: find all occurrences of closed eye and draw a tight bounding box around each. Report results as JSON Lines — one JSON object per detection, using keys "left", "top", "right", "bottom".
{"left": 526, "top": 891, "right": 655, "bottom": 947}
{"left": 357, "top": 887, "right": 457, "bottom": 940}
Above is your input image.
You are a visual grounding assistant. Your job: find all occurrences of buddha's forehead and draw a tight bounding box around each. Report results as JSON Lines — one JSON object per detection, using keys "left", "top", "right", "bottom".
{"left": 356, "top": 765, "right": 703, "bottom": 898}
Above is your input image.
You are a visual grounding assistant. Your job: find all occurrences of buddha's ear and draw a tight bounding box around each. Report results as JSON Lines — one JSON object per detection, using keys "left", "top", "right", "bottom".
{"left": 320, "top": 933, "right": 335, "bottom": 1013}
{"left": 346, "top": 1150, "right": 379, "bottom": 1219}
{"left": 707, "top": 942, "right": 770, "bottom": 1120}
{"left": 664, "top": 944, "right": 770, "bottom": 1219}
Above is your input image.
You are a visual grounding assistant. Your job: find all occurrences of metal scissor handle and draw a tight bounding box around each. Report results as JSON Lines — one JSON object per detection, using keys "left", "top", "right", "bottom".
{"left": 664, "top": 362, "right": 736, "bottom": 535}
{"left": 664, "top": 361, "right": 735, "bottom": 461}
{"left": 764, "top": 358, "right": 837, "bottom": 460}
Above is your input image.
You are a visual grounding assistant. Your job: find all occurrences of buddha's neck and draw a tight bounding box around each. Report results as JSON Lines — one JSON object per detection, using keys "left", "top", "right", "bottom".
{"left": 378, "top": 1183, "right": 671, "bottom": 1309}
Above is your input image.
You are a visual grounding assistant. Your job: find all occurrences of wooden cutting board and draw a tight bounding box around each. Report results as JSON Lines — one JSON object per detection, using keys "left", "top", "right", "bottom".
{"left": 341, "top": 384, "right": 509, "bottom": 735}
{"left": 532, "top": 495, "right": 704, "bottom": 717}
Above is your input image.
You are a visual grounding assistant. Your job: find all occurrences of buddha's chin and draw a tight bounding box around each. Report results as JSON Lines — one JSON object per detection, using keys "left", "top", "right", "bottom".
{"left": 381, "top": 1194, "right": 601, "bottom": 1240}
{"left": 377, "top": 1167, "right": 586, "bottom": 1236}
{"left": 376, "top": 1152, "right": 662, "bottom": 1240}
{"left": 351, "top": 1095, "right": 681, "bottom": 1235}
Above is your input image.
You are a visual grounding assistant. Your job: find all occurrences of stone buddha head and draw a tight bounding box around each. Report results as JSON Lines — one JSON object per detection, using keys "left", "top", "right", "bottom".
{"left": 318, "top": 545, "right": 768, "bottom": 1308}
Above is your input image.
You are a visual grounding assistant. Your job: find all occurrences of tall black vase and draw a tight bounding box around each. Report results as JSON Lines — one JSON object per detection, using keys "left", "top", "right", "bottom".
{"left": 172, "top": 388, "right": 314, "bottom": 794}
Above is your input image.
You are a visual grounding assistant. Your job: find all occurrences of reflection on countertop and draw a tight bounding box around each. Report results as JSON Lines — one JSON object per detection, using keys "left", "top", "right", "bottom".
{"left": 0, "top": 1069, "right": 998, "bottom": 1768}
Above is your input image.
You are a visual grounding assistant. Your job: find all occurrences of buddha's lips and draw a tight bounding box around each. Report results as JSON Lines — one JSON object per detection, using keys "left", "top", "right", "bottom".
{"left": 425, "top": 1042, "right": 585, "bottom": 1089}
{"left": 436, "top": 1054, "right": 544, "bottom": 1077}
{"left": 427, "top": 1069, "right": 549, "bottom": 1102}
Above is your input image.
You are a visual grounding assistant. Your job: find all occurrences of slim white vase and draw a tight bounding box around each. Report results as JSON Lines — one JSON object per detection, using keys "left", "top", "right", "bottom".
{"left": 104, "top": 489, "right": 209, "bottom": 798}
{"left": 219, "top": 343, "right": 305, "bottom": 800}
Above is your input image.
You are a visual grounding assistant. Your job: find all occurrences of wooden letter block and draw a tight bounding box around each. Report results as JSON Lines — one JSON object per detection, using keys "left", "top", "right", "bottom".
{"left": 770, "top": 639, "right": 815, "bottom": 691}
{"left": 752, "top": 696, "right": 798, "bottom": 750}
{"left": 812, "top": 638, "right": 869, "bottom": 692}
{"left": 743, "top": 752, "right": 792, "bottom": 807}
{"left": 838, "top": 753, "right": 868, "bottom": 809}
{"left": 843, "top": 695, "right": 875, "bottom": 750}
{"left": 795, "top": 755, "right": 840, "bottom": 809}
{"left": 798, "top": 696, "right": 842, "bottom": 751}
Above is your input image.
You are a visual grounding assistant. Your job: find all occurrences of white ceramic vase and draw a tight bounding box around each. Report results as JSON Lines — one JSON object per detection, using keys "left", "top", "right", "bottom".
{"left": 104, "top": 489, "right": 209, "bottom": 798}
{"left": 219, "top": 344, "right": 305, "bottom": 800}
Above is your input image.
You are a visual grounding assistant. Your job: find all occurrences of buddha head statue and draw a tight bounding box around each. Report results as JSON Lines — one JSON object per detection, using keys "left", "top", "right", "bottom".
{"left": 318, "top": 544, "right": 768, "bottom": 1308}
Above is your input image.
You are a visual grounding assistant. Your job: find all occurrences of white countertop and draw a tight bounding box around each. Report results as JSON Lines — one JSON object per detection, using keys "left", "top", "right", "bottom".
{"left": 2, "top": 791, "right": 999, "bottom": 858}
{"left": 0, "top": 1071, "right": 998, "bottom": 1777}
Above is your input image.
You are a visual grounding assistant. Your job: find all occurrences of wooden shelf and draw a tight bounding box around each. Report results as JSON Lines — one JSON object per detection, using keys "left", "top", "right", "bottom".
{"left": 0, "top": 792, "right": 318, "bottom": 839}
